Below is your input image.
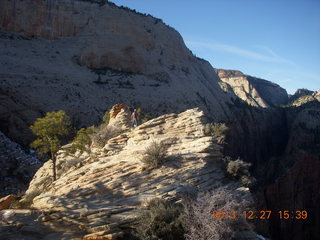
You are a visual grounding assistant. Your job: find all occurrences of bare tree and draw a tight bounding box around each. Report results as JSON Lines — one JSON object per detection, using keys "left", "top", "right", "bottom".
{"left": 183, "top": 187, "right": 248, "bottom": 240}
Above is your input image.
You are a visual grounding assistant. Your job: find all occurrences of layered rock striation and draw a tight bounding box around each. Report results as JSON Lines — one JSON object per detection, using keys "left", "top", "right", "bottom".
{"left": 2, "top": 107, "right": 251, "bottom": 239}
{"left": 27, "top": 107, "right": 242, "bottom": 208}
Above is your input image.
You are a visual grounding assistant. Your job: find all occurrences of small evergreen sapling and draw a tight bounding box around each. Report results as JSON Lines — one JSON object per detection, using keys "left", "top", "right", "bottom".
{"left": 30, "top": 110, "right": 72, "bottom": 181}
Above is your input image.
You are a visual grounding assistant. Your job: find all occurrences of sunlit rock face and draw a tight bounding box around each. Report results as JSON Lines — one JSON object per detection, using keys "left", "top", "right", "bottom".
{"left": 20, "top": 107, "right": 252, "bottom": 239}
{"left": 216, "top": 69, "right": 288, "bottom": 108}
{"left": 0, "top": 0, "right": 192, "bottom": 73}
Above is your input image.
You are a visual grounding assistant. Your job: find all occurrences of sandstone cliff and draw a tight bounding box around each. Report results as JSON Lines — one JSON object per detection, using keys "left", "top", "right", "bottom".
{"left": 288, "top": 90, "right": 319, "bottom": 107}
{"left": 1, "top": 1, "right": 319, "bottom": 239}
{"left": 216, "top": 69, "right": 288, "bottom": 108}
{"left": 0, "top": 0, "right": 232, "bottom": 146}
{"left": 0, "top": 0, "right": 292, "bottom": 191}
{"left": 288, "top": 88, "right": 314, "bottom": 104}
{"left": 1, "top": 107, "right": 253, "bottom": 239}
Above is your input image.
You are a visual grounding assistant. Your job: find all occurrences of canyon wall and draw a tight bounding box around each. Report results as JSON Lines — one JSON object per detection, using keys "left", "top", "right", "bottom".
{"left": 0, "top": 0, "right": 233, "bottom": 146}
{"left": 216, "top": 69, "right": 288, "bottom": 108}
{"left": 1, "top": 1, "right": 319, "bottom": 239}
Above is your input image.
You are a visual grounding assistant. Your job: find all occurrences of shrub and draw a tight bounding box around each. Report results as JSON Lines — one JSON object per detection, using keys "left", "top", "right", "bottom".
{"left": 102, "top": 110, "right": 110, "bottom": 125}
{"left": 136, "top": 108, "right": 153, "bottom": 124}
{"left": 56, "top": 157, "right": 84, "bottom": 177}
{"left": 240, "top": 175, "right": 253, "bottom": 187}
{"left": 227, "top": 158, "right": 251, "bottom": 178}
{"left": 12, "top": 190, "right": 41, "bottom": 209}
{"left": 182, "top": 187, "right": 246, "bottom": 240}
{"left": 92, "top": 125, "right": 124, "bottom": 148}
{"left": 67, "top": 127, "right": 95, "bottom": 154}
{"left": 141, "top": 141, "right": 167, "bottom": 169}
{"left": 204, "top": 122, "right": 229, "bottom": 143}
{"left": 226, "top": 158, "right": 254, "bottom": 187}
{"left": 135, "top": 199, "right": 185, "bottom": 240}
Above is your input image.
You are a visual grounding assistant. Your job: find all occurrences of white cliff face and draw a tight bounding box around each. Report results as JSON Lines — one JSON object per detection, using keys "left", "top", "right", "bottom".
{"left": 216, "top": 69, "right": 288, "bottom": 108}
{"left": 0, "top": 0, "right": 232, "bottom": 145}
{"left": 0, "top": 0, "right": 192, "bottom": 73}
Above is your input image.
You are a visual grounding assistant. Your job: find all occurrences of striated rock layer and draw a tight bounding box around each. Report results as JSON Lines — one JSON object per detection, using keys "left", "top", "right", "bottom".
{"left": 27, "top": 108, "right": 242, "bottom": 207}
{"left": 15, "top": 107, "right": 252, "bottom": 239}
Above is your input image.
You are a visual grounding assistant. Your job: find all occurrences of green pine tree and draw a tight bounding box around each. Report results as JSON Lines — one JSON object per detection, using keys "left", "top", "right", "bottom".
{"left": 30, "top": 110, "right": 72, "bottom": 181}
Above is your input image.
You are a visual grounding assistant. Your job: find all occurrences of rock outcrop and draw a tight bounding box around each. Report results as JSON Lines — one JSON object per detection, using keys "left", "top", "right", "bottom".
{"left": 108, "top": 104, "right": 131, "bottom": 131}
{"left": 8, "top": 107, "right": 251, "bottom": 239}
{"left": 0, "top": 195, "right": 16, "bottom": 211}
{"left": 27, "top": 108, "right": 242, "bottom": 206}
{"left": 0, "top": 131, "right": 40, "bottom": 197}
{"left": 216, "top": 69, "right": 288, "bottom": 107}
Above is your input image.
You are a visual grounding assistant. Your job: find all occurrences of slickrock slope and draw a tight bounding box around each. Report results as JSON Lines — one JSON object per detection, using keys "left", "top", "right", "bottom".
{"left": 0, "top": 131, "right": 40, "bottom": 197}
{"left": 0, "top": 0, "right": 232, "bottom": 145}
{"left": 2, "top": 107, "right": 251, "bottom": 239}
{"left": 28, "top": 107, "right": 242, "bottom": 208}
{"left": 216, "top": 69, "right": 288, "bottom": 107}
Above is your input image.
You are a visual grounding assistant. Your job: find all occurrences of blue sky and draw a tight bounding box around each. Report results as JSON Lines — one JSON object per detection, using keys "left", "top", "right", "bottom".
{"left": 111, "top": 0, "right": 320, "bottom": 94}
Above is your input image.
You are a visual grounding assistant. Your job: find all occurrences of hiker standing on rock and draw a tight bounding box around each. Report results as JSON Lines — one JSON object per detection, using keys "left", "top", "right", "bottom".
{"left": 131, "top": 109, "right": 138, "bottom": 127}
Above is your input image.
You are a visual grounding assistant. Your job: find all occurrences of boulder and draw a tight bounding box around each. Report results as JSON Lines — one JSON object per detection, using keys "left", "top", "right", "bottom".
{"left": 0, "top": 195, "right": 16, "bottom": 211}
